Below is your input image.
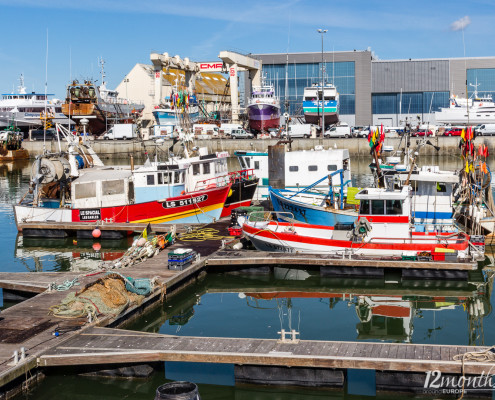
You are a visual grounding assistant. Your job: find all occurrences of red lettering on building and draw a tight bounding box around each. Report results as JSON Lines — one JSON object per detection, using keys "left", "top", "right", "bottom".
{"left": 199, "top": 63, "right": 223, "bottom": 70}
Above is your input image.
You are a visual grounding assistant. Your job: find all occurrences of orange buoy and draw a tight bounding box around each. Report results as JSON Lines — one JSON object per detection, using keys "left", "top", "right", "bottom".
{"left": 92, "top": 242, "right": 101, "bottom": 251}
{"left": 92, "top": 228, "right": 101, "bottom": 238}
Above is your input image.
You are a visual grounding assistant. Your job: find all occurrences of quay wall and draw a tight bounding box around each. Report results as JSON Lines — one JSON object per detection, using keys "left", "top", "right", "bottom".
{"left": 21, "top": 136, "right": 493, "bottom": 159}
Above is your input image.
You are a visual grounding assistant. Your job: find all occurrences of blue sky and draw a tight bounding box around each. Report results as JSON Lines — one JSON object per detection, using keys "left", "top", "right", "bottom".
{"left": 1, "top": 0, "right": 493, "bottom": 98}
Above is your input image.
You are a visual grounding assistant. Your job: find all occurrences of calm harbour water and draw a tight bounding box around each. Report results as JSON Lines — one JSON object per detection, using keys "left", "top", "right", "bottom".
{"left": 2, "top": 154, "right": 494, "bottom": 399}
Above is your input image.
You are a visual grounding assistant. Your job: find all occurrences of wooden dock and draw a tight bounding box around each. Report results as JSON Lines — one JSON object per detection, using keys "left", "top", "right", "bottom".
{"left": 38, "top": 326, "right": 491, "bottom": 376}
{"left": 0, "top": 219, "right": 233, "bottom": 394}
{"left": 0, "top": 218, "right": 490, "bottom": 397}
{"left": 206, "top": 250, "right": 478, "bottom": 271}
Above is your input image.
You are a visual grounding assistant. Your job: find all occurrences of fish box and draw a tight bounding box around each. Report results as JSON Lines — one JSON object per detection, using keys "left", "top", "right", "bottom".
{"left": 228, "top": 226, "right": 242, "bottom": 236}
{"left": 417, "top": 251, "right": 432, "bottom": 262}
{"left": 432, "top": 252, "right": 445, "bottom": 261}
{"left": 168, "top": 248, "right": 197, "bottom": 270}
{"left": 401, "top": 251, "right": 417, "bottom": 261}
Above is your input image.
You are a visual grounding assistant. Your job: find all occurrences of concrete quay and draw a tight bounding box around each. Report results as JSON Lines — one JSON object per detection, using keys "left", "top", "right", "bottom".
{"left": 21, "top": 135, "right": 494, "bottom": 158}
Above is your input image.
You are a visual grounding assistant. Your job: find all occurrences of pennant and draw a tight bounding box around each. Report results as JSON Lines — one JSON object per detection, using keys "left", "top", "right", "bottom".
{"left": 461, "top": 128, "right": 466, "bottom": 140}
{"left": 465, "top": 161, "right": 469, "bottom": 173}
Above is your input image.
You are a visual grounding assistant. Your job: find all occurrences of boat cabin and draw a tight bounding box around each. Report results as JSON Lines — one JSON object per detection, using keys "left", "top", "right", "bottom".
{"left": 132, "top": 164, "right": 187, "bottom": 203}
{"left": 72, "top": 169, "right": 133, "bottom": 209}
{"left": 355, "top": 186, "right": 411, "bottom": 239}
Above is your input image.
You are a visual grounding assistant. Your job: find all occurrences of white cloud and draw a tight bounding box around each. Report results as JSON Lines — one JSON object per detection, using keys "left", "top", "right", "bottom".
{"left": 450, "top": 16, "right": 471, "bottom": 31}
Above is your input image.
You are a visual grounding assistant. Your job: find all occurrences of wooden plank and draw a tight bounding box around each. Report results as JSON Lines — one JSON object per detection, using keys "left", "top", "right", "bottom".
{"left": 206, "top": 251, "right": 476, "bottom": 271}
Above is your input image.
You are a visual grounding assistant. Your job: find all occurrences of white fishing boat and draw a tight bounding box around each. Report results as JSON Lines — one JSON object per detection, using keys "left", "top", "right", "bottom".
{"left": 242, "top": 186, "right": 480, "bottom": 261}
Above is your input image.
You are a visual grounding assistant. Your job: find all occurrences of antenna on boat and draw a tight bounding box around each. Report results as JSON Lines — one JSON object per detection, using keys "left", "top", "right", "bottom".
{"left": 43, "top": 29, "right": 48, "bottom": 153}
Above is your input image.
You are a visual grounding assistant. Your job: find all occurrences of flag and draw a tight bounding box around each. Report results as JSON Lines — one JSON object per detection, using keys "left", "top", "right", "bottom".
{"left": 465, "top": 161, "right": 469, "bottom": 173}
{"left": 142, "top": 223, "right": 152, "bottom": 240}
{"left": 461, "top": 128, "right": 466, "bottom": 140}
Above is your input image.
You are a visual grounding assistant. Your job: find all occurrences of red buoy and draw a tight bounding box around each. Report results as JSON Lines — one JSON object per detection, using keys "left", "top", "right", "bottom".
{"left": 92, "top": 228, "right": 101, "bottom": 238}
{"left": 92, "top": 242, "right": 101, "bottom": 251}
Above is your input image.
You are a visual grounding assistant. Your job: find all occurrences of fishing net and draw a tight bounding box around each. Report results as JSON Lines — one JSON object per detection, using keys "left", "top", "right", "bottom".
{"left": 49, "top": 273, "right": 152, "bottom": 320}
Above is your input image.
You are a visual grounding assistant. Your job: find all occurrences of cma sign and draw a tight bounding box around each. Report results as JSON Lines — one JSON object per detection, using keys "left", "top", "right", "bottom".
{"left": 199, "top": 62, "right": 224, "bottom": 72}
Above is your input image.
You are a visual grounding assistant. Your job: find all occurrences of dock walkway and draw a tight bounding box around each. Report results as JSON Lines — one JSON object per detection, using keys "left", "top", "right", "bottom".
{"left": 39, "top": 326, "right": 489, "bottom": 375}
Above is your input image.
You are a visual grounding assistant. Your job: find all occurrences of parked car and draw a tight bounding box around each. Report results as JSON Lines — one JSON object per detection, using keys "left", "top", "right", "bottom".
{"left": 230, "top": 129, "right": 254, "bottom": 139}
{"left": 411, "top": 129, "right": 433, "bottom": 137}
{"left": 443, "top": 128, "right": 462, "bottom": 136}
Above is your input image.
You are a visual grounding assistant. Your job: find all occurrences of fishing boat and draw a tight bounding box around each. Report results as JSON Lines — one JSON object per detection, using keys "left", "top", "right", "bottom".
{"left": 269, "top": 170, "right": 356, "bottom": 226}
{"left": 152, "top": 92, "right": 200, "bottom": 128}
{"left": 246, "top": 82, "right": 280, "bottom": 133}
{"left": 302, "top": 83, "right": 339, "bottom": 126}
{"left": 14, "top": 125, "right": 231, "bottom": 229}
{"left": 61, "top": 60, "right": 144, "bottom": 136}
{"left": 242, "top": 185, "right": 480, "bottom": 261}
{"left": 0, "top": 122, "right": 29, "bottom": 161}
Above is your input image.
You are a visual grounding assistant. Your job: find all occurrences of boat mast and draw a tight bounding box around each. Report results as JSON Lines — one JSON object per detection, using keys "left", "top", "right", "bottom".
{"left": 43, "top": 30, "right": 48, "bottom": 153}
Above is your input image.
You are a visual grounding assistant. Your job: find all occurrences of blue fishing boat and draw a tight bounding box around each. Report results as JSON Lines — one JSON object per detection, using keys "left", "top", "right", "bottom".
{"left": 269, "top": 170, "right": 357, "bottom": 226}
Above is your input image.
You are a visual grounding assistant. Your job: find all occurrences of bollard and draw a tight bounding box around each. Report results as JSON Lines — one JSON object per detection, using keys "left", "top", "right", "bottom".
{"left": 13, "top": 351, "right": 18, "bottom": 365}
{"left": 20, "top": 347, "right": 25, "bottom": 360}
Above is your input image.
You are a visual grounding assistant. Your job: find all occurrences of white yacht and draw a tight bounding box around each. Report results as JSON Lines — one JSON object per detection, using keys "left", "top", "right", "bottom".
{"left": 0, "top": 75, "right": 69, "bottom": 128}
{"left": 434, "top": 81, "right": 495, "bottom": 125}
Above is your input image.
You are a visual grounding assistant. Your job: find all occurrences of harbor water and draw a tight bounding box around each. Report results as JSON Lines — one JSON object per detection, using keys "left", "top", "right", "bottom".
{"left": 2, "top": 155, "right": 494, "bottom": 399}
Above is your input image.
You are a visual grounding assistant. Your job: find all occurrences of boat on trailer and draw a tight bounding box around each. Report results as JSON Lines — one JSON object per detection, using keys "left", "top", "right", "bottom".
{"left": 243, "top": 186, "right": 482, "bottom": 262}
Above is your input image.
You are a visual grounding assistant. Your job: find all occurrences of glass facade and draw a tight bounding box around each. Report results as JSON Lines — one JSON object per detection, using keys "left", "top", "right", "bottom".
{"left": 262, "top": 61, "right": 355, "bottom": 115}
{"left": 372, "top": 92, "right": 450, "bottom": 115}
{"left": 467, "top": 68, "right": 495, "bottom": 98}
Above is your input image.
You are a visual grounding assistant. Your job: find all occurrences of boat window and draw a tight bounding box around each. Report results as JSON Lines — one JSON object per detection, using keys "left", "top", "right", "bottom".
{"left": 174, "top": 172, "right": 180, "bottom": 184}
{"left": 371, "top": 200, "right": 385, "bottom": 215}
{"left": 436, "top": 182, "right": 446, "bottom": 193}
{"left": 245, "top": 158, "right": 251, "bottom": 168}
{"left": 328, "top": 165, "right": 337, "bottom": 171}
{"left": 163, "top": 173, "right": 171, "bottom": 184}
{"left": 74, "top": 182, "right": 96, "bottom": 199}
{"left": 289, "top": 166, "right": 299, "bottom": 172}
{"left": 254, "top": 161, "right": 260, "bottom": 170}
{"left": 179, "top": 171, "right": 184, "bottom": 183}
{"left": 158, "top": 173, "right": 163, "bottom": 185}
{"left": 308, "top": 165, "right": 318, "bottom": 171}
{"left": 359, "top": 199, "right": 370, "bottom": 214}
{"left": 239, "top": 157, "right": 246, "bottom": 169}
{"left": 203, "top": 162, "right": 211, "bottom": 174}
{"left": 343, "top": 159, "right": 349, "bottom": 171}
{"left": 102, "top": 180, "right": 125, "bottom": 196}
{"left": 385, "top": 200, "right": 402, "bottom": 215}
{"left": 128, "top": 181, "right": 134, "bottom": 203}
{"left": 193, "top": 164, "right": 200, "bottom": 176}
{"left": 147, "top": 175, "right": 155, "bottom": 185}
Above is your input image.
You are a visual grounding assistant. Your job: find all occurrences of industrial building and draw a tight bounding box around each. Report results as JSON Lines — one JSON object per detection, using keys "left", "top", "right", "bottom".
{"left": 252, "top": 50, "right": 495, "bottom": 127}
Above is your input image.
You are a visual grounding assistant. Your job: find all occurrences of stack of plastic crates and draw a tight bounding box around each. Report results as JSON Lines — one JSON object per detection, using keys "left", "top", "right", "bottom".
{"left": 168, "top": 248, "right": 197, "bottom": 271}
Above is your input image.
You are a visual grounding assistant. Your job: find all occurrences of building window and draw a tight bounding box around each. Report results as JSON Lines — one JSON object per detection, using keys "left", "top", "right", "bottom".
{"left": 289, "top": 166, "right": 299, "bottom": 172}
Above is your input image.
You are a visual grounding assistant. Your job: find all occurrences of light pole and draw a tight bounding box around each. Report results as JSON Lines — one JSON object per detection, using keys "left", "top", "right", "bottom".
{"left": 317, "top": 29, "right": 327, "bottom": 134}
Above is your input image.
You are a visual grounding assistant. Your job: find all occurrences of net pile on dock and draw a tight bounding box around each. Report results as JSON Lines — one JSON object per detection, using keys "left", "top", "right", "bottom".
{"left": 49, "top": 273, "right": 153, "bottom": 321}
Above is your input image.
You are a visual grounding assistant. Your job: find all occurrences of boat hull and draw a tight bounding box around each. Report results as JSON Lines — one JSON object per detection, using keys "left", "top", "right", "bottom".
{"left": 221, "top": 177, "right": 259, "bottom": 217}
{"left": 304, "top": 112, "right": 339, "bottom": 125}
{"left": 242, "top": 221, "right": 470, "bottom": 257}
{"left": 269, "top": 188, "right": 356, "bottom": 226}
{"left": 247, "top": 104, "right": 280, "bottom": 132}
{"left": 152, "top": 108, "right": 200, "bottom": 126}
{"left": 15, "top": 185, "right": 230, "bottom": 229}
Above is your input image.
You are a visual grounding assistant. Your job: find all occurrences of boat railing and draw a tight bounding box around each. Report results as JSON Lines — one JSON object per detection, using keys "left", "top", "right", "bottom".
{"left": 193, "top": 169, "right": 256, "bottom": 191}
{"left": 247, "top": 211, "right": 296, "bottom": 229}
{"left": 193, "top": 176, "right": 229, "bottom": 191}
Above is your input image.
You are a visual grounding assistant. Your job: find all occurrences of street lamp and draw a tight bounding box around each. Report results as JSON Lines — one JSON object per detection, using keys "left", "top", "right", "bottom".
{"left": 317, "top": 29, "right": 327, "bottom": 134}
